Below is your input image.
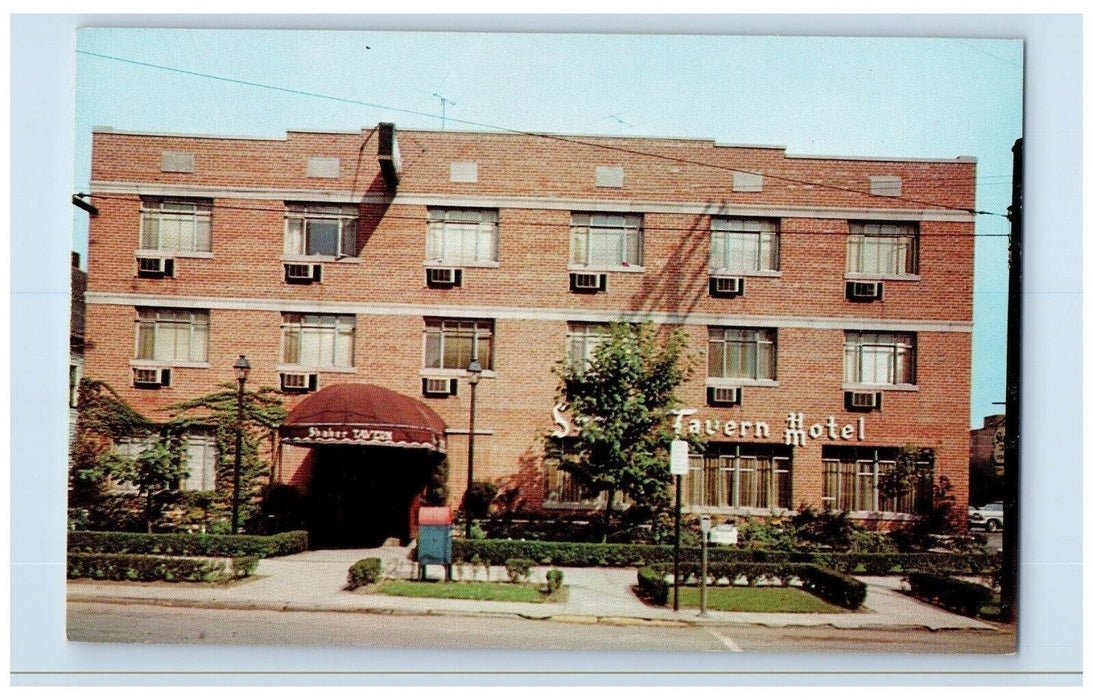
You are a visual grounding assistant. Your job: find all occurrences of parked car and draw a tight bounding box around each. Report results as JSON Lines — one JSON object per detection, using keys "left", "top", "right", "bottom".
{"left": 968, "top": 502, "right": 1004, "bottom": 532}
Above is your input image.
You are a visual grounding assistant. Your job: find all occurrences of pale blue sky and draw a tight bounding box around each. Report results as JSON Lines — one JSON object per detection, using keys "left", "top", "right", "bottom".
{"left": 72, "top": 29, "right": 1024, "bottom": 427}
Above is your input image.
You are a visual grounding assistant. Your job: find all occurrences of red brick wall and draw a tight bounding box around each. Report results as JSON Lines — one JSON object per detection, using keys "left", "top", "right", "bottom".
{"left": 84, "top": 126, "right": 975, "bottom": 525}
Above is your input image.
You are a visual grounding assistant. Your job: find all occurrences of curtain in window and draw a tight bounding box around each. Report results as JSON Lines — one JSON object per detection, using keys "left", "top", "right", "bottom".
{"left": 570, "top": 213, "right": 642, "bottom": 267}
{"left": 844, "top": 332, "right": 915, "bottom": 385}
{"left": 424, "top": 320, "right": 493, "bottom": 370}
{"left": 708, "top": 328, "right": 776, "bottom": 380}
{"left": 281, "top": 315, "right": 354, "bottom": 367}
{"left": 711, "top": 219, "right": 779, "bottom": 272}
{"left": 136, "top": 310, "right": 208, "bottom": 362}
{"left": 847, "top": 223, "right": 917, "bottom": 275}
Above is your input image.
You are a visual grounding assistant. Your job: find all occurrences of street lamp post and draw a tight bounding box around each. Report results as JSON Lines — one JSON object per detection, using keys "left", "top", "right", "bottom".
{"left": 231, "top": 354, "right": 251, "bottom": 535}
{"left": 465, "top": 358, "right": 483, "bottom": 539}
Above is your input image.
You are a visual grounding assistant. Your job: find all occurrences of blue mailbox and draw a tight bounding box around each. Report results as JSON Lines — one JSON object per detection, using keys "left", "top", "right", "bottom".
{"left": 416, "top": 506, "right": 453, "bottom": 580}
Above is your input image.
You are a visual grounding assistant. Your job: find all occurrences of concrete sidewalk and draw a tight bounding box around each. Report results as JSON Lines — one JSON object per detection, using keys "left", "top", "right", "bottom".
{"left": 66, "top": 547, "right": 999, "bottom": 631}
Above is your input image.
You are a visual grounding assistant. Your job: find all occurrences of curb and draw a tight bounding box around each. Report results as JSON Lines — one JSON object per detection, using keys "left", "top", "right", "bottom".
{"left": 66, "top": 594, "right": 1000, "bottom": 632}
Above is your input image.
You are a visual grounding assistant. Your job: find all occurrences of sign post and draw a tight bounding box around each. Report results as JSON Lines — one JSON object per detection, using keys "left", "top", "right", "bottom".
{"left": 699, "top": 515, "right": 711, "bottom": 617}
{"left": 669, "top": 440, "right": 689, "bottom": 613}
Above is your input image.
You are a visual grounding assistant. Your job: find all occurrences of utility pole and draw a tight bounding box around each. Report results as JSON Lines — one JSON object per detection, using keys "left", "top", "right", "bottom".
{"left": 1000, "top": 138, "right": 1022, "bottom": 624}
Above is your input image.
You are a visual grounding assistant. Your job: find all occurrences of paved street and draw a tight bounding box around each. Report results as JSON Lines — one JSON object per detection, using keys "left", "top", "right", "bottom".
{"left": 67, "top": 601, "right": 1015, "bottom": 654}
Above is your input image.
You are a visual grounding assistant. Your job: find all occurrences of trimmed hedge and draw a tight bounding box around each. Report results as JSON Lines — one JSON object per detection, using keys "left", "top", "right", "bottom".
{"left": 67, "top": 530, "right": 309, "bottom": 558}
{"left": 905, "top": 570, "right": 994, "bottom": 617}
{"left": 798, "top": 565, "right": 868, "bottom": 610}
{"left": 638, "top": 561, "right": 866, "bottom": 610}
{"left": 452, "top": 539, "right": 998, "bottom": 575}
{"left": 637, "top": 566, "right": 669, "bottom": 605}
{"left": 67, "top": 552, "right": 259, "bottom": 582}
{"left": 346, "top": 558, "right": 383, "bottom": 590}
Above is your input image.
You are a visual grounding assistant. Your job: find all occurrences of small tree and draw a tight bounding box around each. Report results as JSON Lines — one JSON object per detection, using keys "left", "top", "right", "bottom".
{"left": 878, "top": 445, "right": 934, "bottom": 513}
{"left": 113, "top": 431, "right": 189, "bottom": 533}
{"left": 554, "top": 322, "right": 698, "bottom": 524}
{"left": 167, "top": 383, "right": 288, "bottom": 533}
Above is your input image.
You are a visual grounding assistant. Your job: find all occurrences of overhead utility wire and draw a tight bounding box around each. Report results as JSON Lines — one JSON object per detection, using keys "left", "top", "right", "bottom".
{"left": 76, "top": 49, "right": 1003, "bottom": 219}
{"left": 77, "top": 192, "right": 1010, "bottom": 237}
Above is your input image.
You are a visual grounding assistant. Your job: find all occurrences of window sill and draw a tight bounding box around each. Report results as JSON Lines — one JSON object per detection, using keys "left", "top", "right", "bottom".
{"left": 567, "top": 264, "right": 645, "bottom": 274}
{"left": 281, "top": 255, "right": 360, "bottom": 264}
{"left": 844, "top": 272, "right": 921, "bottom": 282}
{"left": 135, "top": 250, "right": 213, "bottom": 259}
{"left": 130, "top": 360, "right": 210, "bottom": 369}
{"left": 420, "top": 368, "right": 498, "bottom": 379}
{"left": 709, "top": 269, "right": 782, "bottom": 278}
{"left": 542, "top": 501, "right": 606, "bottom": 511}
{"left": 682, "top": 506, "right": 795, "bottom": 517}
{"left": 842, "top": 383, "right": 918, "bottom": 392}
{"left": 705, "top": 378, "right": 779, "bottom": 388}
{"left": 277, "top": 365, "right": 357, "bottom": 374}
{"left": 423, "top": 260, "right": 500, "bottom": 269}
{"left": 842, "top": 510, "right": 921, "bottom": 522}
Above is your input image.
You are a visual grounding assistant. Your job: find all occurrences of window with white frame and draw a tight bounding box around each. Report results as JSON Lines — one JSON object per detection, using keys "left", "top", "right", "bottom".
{"left": 426, "top": 208, "right": 498, "bottom": 265}
{"left": 847, "top": 222, "right": 918, "bottom": 275}
{"left": 112, "top": 429, "right": 218, "bottom": 493}
{"left": 710, "top": 218, "right": 779, "bottom": 273}
{"left": 183, "top": 429, "right": 218, "bottom": 491}
{"left": 570, "top": 212, "right": 643, "bottom": 268}
{"left": 424, "top": 318, "right": 494, "bottom": 371}
{"left": 281, "top": 314, "right": 356, "bottom": 368}
{"left": 708, "top": 327, "right": 777, "bottom": 381}
{"left": 822, "top": 446, "right": 932, "bottom": 514}
{"left": 683, "top": 444, "right": 792, "bottom": 510}
{"left": 284, "top": 203, "right": 358, "bottom": 258}
{"left": 135, "top": 309, "right": 209, "bottom": 363}
{"left": 140, "top": 199, "right": 212, "bottom": 253}
{"left": 565, "top": 322, "right": 611, "bottom": 371}
{"left": 843, "top": 331, "right": 916, "bottom": 386}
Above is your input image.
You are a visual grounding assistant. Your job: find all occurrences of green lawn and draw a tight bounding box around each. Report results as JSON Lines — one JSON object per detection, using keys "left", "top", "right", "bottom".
{"left": 372, "top": 580, "right": 557, "bottom": 603}
{"left": 674, "top": 586, "right": 844, "bottom": 613}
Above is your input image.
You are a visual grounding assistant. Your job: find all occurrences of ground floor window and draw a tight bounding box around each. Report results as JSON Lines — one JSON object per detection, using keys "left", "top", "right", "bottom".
{"left": 541, "top": 439, "right": 603, "bottom": 508}
{"left": 821, "top": 446, "right": 932, "bottom": 514}
{"left": 111, "top": 428, "right": 218, "bottom": 493}
{"left": 683, "top": 443, "right": 791, "bottom": 510}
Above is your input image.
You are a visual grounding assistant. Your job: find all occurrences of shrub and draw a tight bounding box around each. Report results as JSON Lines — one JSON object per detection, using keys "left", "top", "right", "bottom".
{"left": 463, "top": 481, "right": 498, "bottom": 520}
{"left": 505, "top": 558, "right": 534, "bottom": 584}
{"left": 905, "top": 570, "right": 993, "bottom": 617}
{"left": 546, "top": 568, "right": 564, "bottom": 593}
{"left": 637, "top": 566, "right": 669, "bottom": 605}
{"left": 67, "top": 552, "right": 255, "bottom": 583}
{"left": 797, "top": 564, "right": 867, "bottom": 609}
{"left": 643, "top": 562, "right": 867, "bottom": 610}
{"left": 67, "top": 530, "right": 309, "bottom": 558}
{"left": 346, "top": 558, "right": 383, "bottom": 590}
{"left": 452, "top": 538, "right": 999, "bottom": 574}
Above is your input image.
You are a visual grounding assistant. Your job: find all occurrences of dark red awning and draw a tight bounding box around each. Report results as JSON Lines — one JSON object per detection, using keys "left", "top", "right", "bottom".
{"left": 280, "top": 383, "right": 447, "bottom": 452}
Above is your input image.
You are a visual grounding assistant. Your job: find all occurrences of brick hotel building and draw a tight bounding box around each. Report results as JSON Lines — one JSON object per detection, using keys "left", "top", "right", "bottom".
{"left": 82, "top": 123, "right": 975, "bottom": 545}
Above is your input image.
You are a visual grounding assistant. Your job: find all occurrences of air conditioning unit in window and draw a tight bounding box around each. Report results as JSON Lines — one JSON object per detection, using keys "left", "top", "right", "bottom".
{"left": 426, "top": 267, "right": 463, "bottom": 288}
{"left": 709, "top": 275, "right": 745, "bottom": 298}
{"left": 284, "top": 263, "right": 322, "bottom": 284}
{"left": 569, "top": 272, "right": 607, "bottom": 293}
{"left": 133, "top": 367, "right": 171, "bottom": 388}
{"left": 846, "top": 281, "right": 883, "bottom": 302}
{"left": 422, "top": 377, "right": 458, "bottom": 397}
{"left": 845, "top": 390, "right": 882, "bottom": 412}
{"left": 280, "top": 372, "right": 318, "bottom": 393}
{"left": 706, "top": 386, "right": 741, "bottom": 407}
{"left": 136, "top": 256, "right": 175, "bottom": 279}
